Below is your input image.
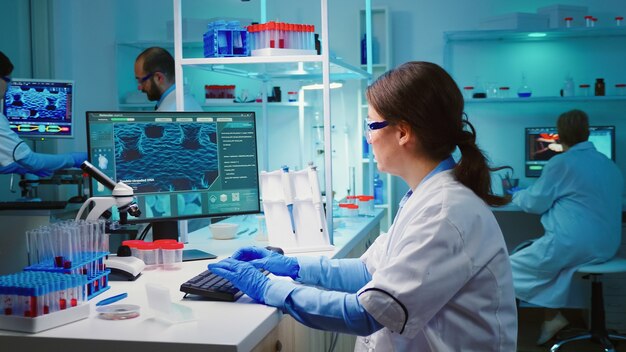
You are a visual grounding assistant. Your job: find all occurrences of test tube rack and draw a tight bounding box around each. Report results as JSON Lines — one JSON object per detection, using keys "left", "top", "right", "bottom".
{"left": 0, "top": 271, "right": 91, "bottom": 333}
{"left": 260, "top": 165, "right": 333, "bottom": 253}
{"left": 25, "top": 251, "right": 111, "bottom": 301}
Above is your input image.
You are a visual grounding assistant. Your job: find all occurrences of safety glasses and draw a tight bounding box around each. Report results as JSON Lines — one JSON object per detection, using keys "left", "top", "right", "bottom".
{"left": 364, "top": 120, "right": 389, "bottom": 142}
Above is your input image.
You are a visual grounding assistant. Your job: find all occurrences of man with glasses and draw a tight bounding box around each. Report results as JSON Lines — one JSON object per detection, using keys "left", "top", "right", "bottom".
{"left": 0, "top": 51, "right": 86, "bottom": 177}
{"left": 134, "top": 47, "right": 201, "bottom": 112}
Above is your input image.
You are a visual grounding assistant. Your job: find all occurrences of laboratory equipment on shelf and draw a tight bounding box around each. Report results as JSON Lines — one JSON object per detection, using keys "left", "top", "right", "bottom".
{"left": 561, "top": 76, "right": 575, "bottom": 97}
{"left": 498, "top": 87, "right": 511, "bottom": 98}
{"left": 74, "top": 161, "right": 140, "bottom": 222}
{"left": 373, "top": 173, "right": 384, "bottom": 205}
{"left": 595, "top": 78, "right": 605, "bottom": 96}
{"left": 579, "top": 84, "right": 591, "bottom": 96}
{"left": 615, "top": 84, "right": 626, "bottom": 96}
{"left": 564, "top": 17, "right": 573, "bottom": 28}
{"left": 203, "top": 20, "right": 249, "bottom": 58}
{"left": 462, "top": 86, "right": 474, "bottom": 100}
{"left": 247, "top": 21, "right": 316, "bottom": 55}
{"left": 616, "top": 16, "right": 624, "bottom": 26}
{"left": 517, "top": 74, "right": 532, "bottom": 98}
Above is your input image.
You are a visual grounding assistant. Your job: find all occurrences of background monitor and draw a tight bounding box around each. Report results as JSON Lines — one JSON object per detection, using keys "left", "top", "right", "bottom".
{"left": 86, "top": 111, "right": 260, "bottom": 234}
{"left": 525, "top": 125, "right": 615, "bottom": 177}
{"left": 2, "top": 79, "right": 74, "bottom": 138}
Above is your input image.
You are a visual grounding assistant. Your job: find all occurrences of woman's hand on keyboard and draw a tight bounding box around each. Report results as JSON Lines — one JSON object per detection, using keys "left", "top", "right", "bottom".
{"left": 232, "top": 246, "right": 300, "bottom": 280}
{"left": 208, "top": 258, "right": 270, "bottom": 303}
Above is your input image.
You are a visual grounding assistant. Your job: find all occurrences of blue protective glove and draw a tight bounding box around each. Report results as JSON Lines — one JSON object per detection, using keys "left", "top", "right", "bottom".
{"left": 71, "top": 152, "right": 88, "bottom": 168}
{"left": 232, "top": 246, "right": 300, "bottom": 280}
{"left": 208, "top": 258, "right": 270, "bottom": 303}
{"left": 506, "top": 186, "right": 525, "bottom": 195}
{"left": 0, "top": 162, "right": 52, "bottom": 177}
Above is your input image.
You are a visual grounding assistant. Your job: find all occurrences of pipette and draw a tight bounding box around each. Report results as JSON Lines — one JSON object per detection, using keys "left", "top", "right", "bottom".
{"left": 281, "top": 166, "right": 296, "bottom": 234}
{"left": 307, "top": 162, "right": 324, "bottom": 233}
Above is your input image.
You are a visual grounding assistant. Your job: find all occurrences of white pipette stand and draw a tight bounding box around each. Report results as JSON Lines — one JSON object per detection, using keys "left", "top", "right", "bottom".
{"left": 260, "top": 164, "right": 333, "bottom": 254}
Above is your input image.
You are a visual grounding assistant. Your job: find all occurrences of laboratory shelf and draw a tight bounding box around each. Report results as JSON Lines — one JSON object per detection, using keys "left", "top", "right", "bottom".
{"left": 445, "top": 26, "right": 626, "bottom": 43}
{"left": 119, "top": 102, "right": 309, "bottom": 109}
{"left": 465, "top": 95, "right": 626, "bottom": 104}
{"left": 180, "top": 56, "right": 369, "bottom": 82}
{"left": 117, "top": 40, "right": 203, "bottom": 50}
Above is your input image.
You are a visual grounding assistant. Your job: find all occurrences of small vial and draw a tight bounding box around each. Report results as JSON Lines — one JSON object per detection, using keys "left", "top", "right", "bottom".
{"left": 288, "top": 91, "right": 298, "bottom": 102}
{"left": 595, "top": 78, "right": 605, "bottom": 96}
{"left": 462, "top": 86, "right": 474, "bottom": 100}
{"left": 579, "top": 84, "right": 590, "bottom": 96}
{"left": 585, "top": 16, "right": 593, "bottom": 27}
{"left": 592, "top": 17, "right": 598, "bottom": 27}
{"left": 498, "top": 86, "right": 510, "bottom": 98}
{"left": 564, "top": 17, "right": 573, "bottom": 28}
{"left": 616, "top": 16, "right": 624, "bottom": 26}
{"left": 615, "top": 84, "right": 626, "bottom": 96}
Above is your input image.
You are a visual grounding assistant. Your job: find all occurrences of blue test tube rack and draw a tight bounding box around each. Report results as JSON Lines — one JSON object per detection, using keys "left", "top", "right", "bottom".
{"left": 203, "top": 20, "right": 249, "bottom": 57}
{"left": 25, "top": 251, "right": 110, "bottom": 301}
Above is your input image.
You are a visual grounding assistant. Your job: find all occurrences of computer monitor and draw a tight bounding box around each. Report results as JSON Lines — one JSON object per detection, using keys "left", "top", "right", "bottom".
{"left": 525, "top": 126, "right": 615, "bottom": 177}
{"left": 2, "top": 79, "right": 74, "bottom": 138}
{"left": 86, "top": 111, "right": 260, "bottom": 236}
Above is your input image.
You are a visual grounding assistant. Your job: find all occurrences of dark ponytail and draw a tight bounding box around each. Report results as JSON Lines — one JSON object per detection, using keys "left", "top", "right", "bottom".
{"left": 455, "top": 119, "right": 510, "bottom": 206}
{"left": 366, "top": 62, "right": 510, "bottom": 206}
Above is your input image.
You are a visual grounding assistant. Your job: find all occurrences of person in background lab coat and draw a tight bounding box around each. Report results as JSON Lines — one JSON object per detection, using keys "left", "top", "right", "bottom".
{"left": 208, "top": 62, "right": 518, "bottom": 351}
{"left": 0, "top": 51, "right": 86, "bottom": 177}
{"left": 510, "top": 109, "right": 623, "bottom": 345}
{"left": 134, "top": 47, "right": 201, "bottom": 112}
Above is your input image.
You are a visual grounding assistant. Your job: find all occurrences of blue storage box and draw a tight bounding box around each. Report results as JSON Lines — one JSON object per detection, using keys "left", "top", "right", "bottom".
{"left": 204, "top": 20, "right": 249, "bottom": 57}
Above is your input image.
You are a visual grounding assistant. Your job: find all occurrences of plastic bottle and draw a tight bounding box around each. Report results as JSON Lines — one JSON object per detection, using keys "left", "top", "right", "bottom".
{"left": 373, "top": 174, "right": 384, "bottom": 205}
{"left": 595, "top": 78, "right": 605, "bottom": 96}
{"left": 561, "top": 76, "right": 575, "bottom": 97}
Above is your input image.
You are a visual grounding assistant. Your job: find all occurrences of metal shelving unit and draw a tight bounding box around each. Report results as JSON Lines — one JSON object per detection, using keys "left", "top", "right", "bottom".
{"left": 171, "top": 0, "right": 371, "bottom": 241}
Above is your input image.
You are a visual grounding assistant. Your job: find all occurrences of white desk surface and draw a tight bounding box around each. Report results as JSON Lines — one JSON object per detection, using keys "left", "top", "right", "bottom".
{"left": 0, "top": 211, "right": 383, "bottom": 352}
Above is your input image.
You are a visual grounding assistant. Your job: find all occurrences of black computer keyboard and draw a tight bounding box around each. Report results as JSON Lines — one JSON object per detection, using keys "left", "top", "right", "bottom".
{"left": 180, "top": 268, "right": 269, "bottom": 302}
{"left": 0, "top": 200, "right": 67, "bottom": 211}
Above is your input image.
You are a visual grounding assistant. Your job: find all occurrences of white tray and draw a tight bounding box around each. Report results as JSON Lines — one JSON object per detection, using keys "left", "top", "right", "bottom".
{"left": 0, "top": 304, "right": 90, "bottom": 333}
{"left": 251, "top": 48, "right": 317, "bottom": 56}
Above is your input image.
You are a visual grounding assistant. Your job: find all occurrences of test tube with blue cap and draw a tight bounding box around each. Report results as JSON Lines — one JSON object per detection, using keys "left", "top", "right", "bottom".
{"left": 281, "top": 165, "right": 296, "bottom": 234}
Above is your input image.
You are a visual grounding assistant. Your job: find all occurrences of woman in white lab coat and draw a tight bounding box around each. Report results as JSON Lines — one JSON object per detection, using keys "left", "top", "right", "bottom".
{"left": 209, "top": 61, "right": 518, "bottom": 351}
{"left": 510, "top": 109, "right": 623, "bottom": 345}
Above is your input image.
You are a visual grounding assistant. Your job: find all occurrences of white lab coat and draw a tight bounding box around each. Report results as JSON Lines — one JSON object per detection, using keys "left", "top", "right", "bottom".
{"left": 157, "top": 87, "right": 203, "bottom": 112}
{"left": 0, "top": 113, "right": 31, "bottom": 167}
{"left": 510, "top": 141, "right": 623, "bottom": 308}
{"left": 356, "top": 170, "right": 518, "bottom": 351}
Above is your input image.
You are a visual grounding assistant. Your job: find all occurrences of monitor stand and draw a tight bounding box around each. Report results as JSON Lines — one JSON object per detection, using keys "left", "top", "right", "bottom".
{"left": 151, "top": 220, "right": 216, "bottom": 261}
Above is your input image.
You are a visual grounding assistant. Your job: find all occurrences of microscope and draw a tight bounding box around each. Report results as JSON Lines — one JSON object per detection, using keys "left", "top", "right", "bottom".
{"left": 75, "top": 161, "right": 145, "bottom": 280}
{"left": 74, "top": 161, "right": 141, "bottom": 222}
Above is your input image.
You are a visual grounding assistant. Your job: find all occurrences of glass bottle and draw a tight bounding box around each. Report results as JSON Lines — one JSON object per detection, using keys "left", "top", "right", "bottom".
{"left": 373, "top": 173, "right": 384, "bottom": 205}
{"left": 517, "top": 74, "right": 532, "bottom": 98}
{"left": 595, "top": 78, "right": 605, "bottom": 96}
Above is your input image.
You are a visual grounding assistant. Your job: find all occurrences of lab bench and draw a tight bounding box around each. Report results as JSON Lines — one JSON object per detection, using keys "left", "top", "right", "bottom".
{"left": 0, "top": 210, "right": 383, "bottom": 352}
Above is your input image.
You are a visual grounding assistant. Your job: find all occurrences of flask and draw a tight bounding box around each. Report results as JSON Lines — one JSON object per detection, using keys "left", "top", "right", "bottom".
{"left": 373, "top": 174, "right": 384, "bottom": 205}
{"left": 595, "top": 78, "right": 605, "bottom": 96}
{"left": 517, "top": 74, "right": 532, "bottom": 98}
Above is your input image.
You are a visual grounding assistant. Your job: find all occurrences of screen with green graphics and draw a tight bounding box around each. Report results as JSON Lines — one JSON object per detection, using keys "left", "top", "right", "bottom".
{"left": 86, "top": 111, "right": 260, "bottom": 223}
